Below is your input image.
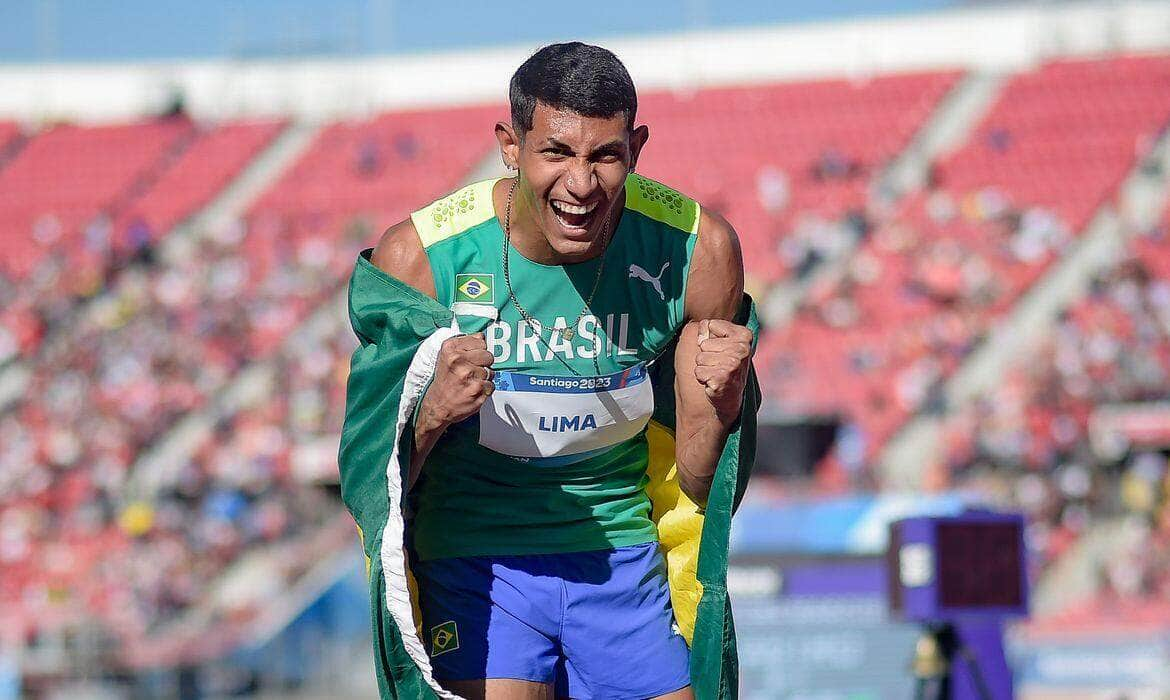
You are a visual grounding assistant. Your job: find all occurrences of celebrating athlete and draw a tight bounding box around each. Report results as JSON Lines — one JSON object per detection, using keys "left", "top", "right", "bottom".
{"left": 340, "top": 41, "right": 759, "bottom": 700}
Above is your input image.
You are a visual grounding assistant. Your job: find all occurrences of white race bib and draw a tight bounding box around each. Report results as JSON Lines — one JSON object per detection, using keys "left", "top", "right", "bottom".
{"left": 478, "top": 363, "right": 654, "bottom": 465}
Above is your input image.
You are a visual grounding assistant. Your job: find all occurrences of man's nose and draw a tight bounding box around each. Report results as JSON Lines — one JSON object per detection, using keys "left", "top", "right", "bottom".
{"left": 565, "top": 160, "right": 597, "bottom": 199}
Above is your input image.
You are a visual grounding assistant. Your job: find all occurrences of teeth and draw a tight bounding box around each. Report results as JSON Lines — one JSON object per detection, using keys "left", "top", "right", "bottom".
{"left": 552, "top": 201, "right": 598, "bottom": 215}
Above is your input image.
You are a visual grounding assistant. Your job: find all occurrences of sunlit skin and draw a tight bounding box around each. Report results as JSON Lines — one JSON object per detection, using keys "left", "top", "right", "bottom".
{"left": 493, "top": 102, "right": 649, "bottom": 265}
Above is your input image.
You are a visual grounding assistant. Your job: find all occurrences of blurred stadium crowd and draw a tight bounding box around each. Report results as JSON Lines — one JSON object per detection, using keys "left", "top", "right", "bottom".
{"left": 1, "top": 51, "right": 1170, "bottom": 678}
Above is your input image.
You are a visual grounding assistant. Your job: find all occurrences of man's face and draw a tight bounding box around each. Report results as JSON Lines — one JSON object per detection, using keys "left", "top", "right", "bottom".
{"left": 505, "top": 102, "right": 647, "bottom": 261}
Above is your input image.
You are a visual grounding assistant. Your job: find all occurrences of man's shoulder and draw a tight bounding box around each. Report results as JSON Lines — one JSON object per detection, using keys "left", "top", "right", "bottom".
{"left": 370, "top": 218, "right": 436, "bottom": 299}
{"left": 410, "top": 178, "right": 500, "bottom": 249}
{"left": 696, "top": 207, "right": 740, "bottom": 257}
{"left": 623, "top": 173, "right": 700, "bottom": 237}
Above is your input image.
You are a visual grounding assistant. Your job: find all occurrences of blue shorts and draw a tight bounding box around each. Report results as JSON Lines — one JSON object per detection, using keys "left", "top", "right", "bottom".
{"left": 414, "top": 542, "right": 691, "bottom": 699}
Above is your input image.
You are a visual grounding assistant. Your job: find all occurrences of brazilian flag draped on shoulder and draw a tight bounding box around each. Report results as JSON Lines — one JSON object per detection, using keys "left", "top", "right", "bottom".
{"left": 338, "top": 247, "right": 761, "bottom": 700}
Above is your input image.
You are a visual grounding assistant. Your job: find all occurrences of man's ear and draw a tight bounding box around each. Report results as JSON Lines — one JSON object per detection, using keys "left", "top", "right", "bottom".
{"left": 495, "top": 121, "right": 521, "bottom": 170}
{"left": 629, "top": 124, "right": 649, "bottom": 172}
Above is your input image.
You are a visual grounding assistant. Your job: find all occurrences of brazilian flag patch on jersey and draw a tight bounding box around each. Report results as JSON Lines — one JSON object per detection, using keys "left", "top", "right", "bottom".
{"left": 430, "top": 621, "right": 460, "bottom": 656}
{"left": 455, "top": 274, "right": 494, "bottom": 304}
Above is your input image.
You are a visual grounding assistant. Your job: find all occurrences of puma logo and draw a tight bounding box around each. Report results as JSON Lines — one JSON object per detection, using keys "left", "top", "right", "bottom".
{"left": 628, "top": 261, "right": 669, "bottom": 301}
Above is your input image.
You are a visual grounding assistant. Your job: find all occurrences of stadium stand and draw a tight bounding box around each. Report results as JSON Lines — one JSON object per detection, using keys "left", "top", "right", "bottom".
{"left": 0, "top": 119, "right": 284, "bottom": 366}
{"left": 0, "top": 121, "right": 22, "bottom": 160}
{"left": 115, "top": 120, "right": 286, "bottom": 248}
{"left": 938, "top": 224, "right": 1170, "bottom": 605}
{"left": 0, "top": 118, "right": 194, "bottom": 280}
{"left": 636, "top": 71, "right": 960, "bottom": 289}
{"left": 241, "top": 104, "right": 503, "bottom": 352}
{"left": 755, "top": 55, "right": 1170, "bottom": 487}
{"left": 0, "top": 104, "right": 501, "bottom": 655}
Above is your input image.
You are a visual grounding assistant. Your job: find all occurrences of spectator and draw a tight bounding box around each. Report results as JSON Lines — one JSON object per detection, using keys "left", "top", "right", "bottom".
{"left": 756, "top": 165, "right": 789, "bottom": 215}
{"left": 811, "top": 148, "right": 862, "bottom": 181}
{"left": 355, "top": 136, "right": 383, "bottom": 177}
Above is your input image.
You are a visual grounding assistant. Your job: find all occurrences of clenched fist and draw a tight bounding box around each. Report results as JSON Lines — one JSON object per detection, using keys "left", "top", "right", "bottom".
{"left": 417, "top": 333, "right": 496, "bottom": 431}
{"left": 694, "top": 319, "right": 753, "bottom": 423}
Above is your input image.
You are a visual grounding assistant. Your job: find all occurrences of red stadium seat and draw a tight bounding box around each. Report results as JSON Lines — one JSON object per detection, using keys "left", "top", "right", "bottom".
{"left": 634, "top": 71, "right": 961, "bottom": 287}
{"left": 0, "top": 118, "right": 194, "bottom": 279}
{"left": 757, "top": 55, "right": 1170, "bottom": 479}
{"left": 115, "top": 120, "right": 286, "bottom": 246}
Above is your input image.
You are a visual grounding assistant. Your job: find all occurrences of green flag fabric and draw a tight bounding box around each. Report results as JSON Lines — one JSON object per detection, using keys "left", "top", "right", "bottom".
{"left": 338, "top": 248, "right": 760, "bottom": 699}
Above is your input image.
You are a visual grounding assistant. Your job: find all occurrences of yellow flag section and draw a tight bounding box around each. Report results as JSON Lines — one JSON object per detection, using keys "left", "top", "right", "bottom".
{"left": 358, "top": 522, "right": 427, "bottom": 643}
{"left": 643, "top": 420, "right": 705, "bottom": 644}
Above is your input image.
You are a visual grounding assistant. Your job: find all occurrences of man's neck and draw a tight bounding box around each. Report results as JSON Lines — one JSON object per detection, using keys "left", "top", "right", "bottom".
{"left": 494, "top": 178, "right": 623, "bottom": 266}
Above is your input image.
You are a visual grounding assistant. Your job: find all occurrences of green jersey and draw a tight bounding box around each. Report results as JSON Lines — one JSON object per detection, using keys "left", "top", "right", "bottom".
{"left": 408, "top": 174, "right": 700, "bottom": 560}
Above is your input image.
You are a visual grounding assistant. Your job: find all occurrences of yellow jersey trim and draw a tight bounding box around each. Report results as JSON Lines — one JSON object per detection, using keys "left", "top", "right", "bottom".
{"left": 624, "top": 173, "right": 701, "bottom": 236}
{"left": 411, "top": 178, "right": 500, "bottom": 249}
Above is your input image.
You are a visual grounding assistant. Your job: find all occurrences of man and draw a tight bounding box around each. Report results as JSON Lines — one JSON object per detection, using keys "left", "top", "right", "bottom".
{"left": 340, "top": 42, "right": 759, "bottom": 700}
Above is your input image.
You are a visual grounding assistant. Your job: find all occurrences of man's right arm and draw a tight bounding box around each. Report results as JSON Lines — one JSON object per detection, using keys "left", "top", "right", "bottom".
{"left": 370, "top": 221, "right": 494, "bottom": 488}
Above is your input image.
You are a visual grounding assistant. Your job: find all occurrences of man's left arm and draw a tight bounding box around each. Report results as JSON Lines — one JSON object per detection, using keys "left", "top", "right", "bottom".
{"left": 674, "top": 208, "right": 753, "bottom": 506}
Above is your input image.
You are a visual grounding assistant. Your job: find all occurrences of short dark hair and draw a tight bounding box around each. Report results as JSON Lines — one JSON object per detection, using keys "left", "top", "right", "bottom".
{"left": 509, "top": 42, "right": 637, "bottom": 138}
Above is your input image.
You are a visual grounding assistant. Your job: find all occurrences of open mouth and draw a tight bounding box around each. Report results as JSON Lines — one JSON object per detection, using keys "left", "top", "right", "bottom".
{"left": 550, "top": 200, "right": 600, "bottom": 233}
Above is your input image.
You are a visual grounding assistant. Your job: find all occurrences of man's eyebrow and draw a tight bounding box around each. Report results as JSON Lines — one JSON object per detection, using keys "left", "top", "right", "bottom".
{"left": 590, "top": 140, "right": 626, "bottom": 155}
{"left": 538, "top": 138, "right": 627, "bottom": 156}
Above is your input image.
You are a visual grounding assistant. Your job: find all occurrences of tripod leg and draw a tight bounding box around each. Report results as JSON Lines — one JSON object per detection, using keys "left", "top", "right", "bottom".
{"left": 958, "top": 645, "right": 996, "bottom": 700}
